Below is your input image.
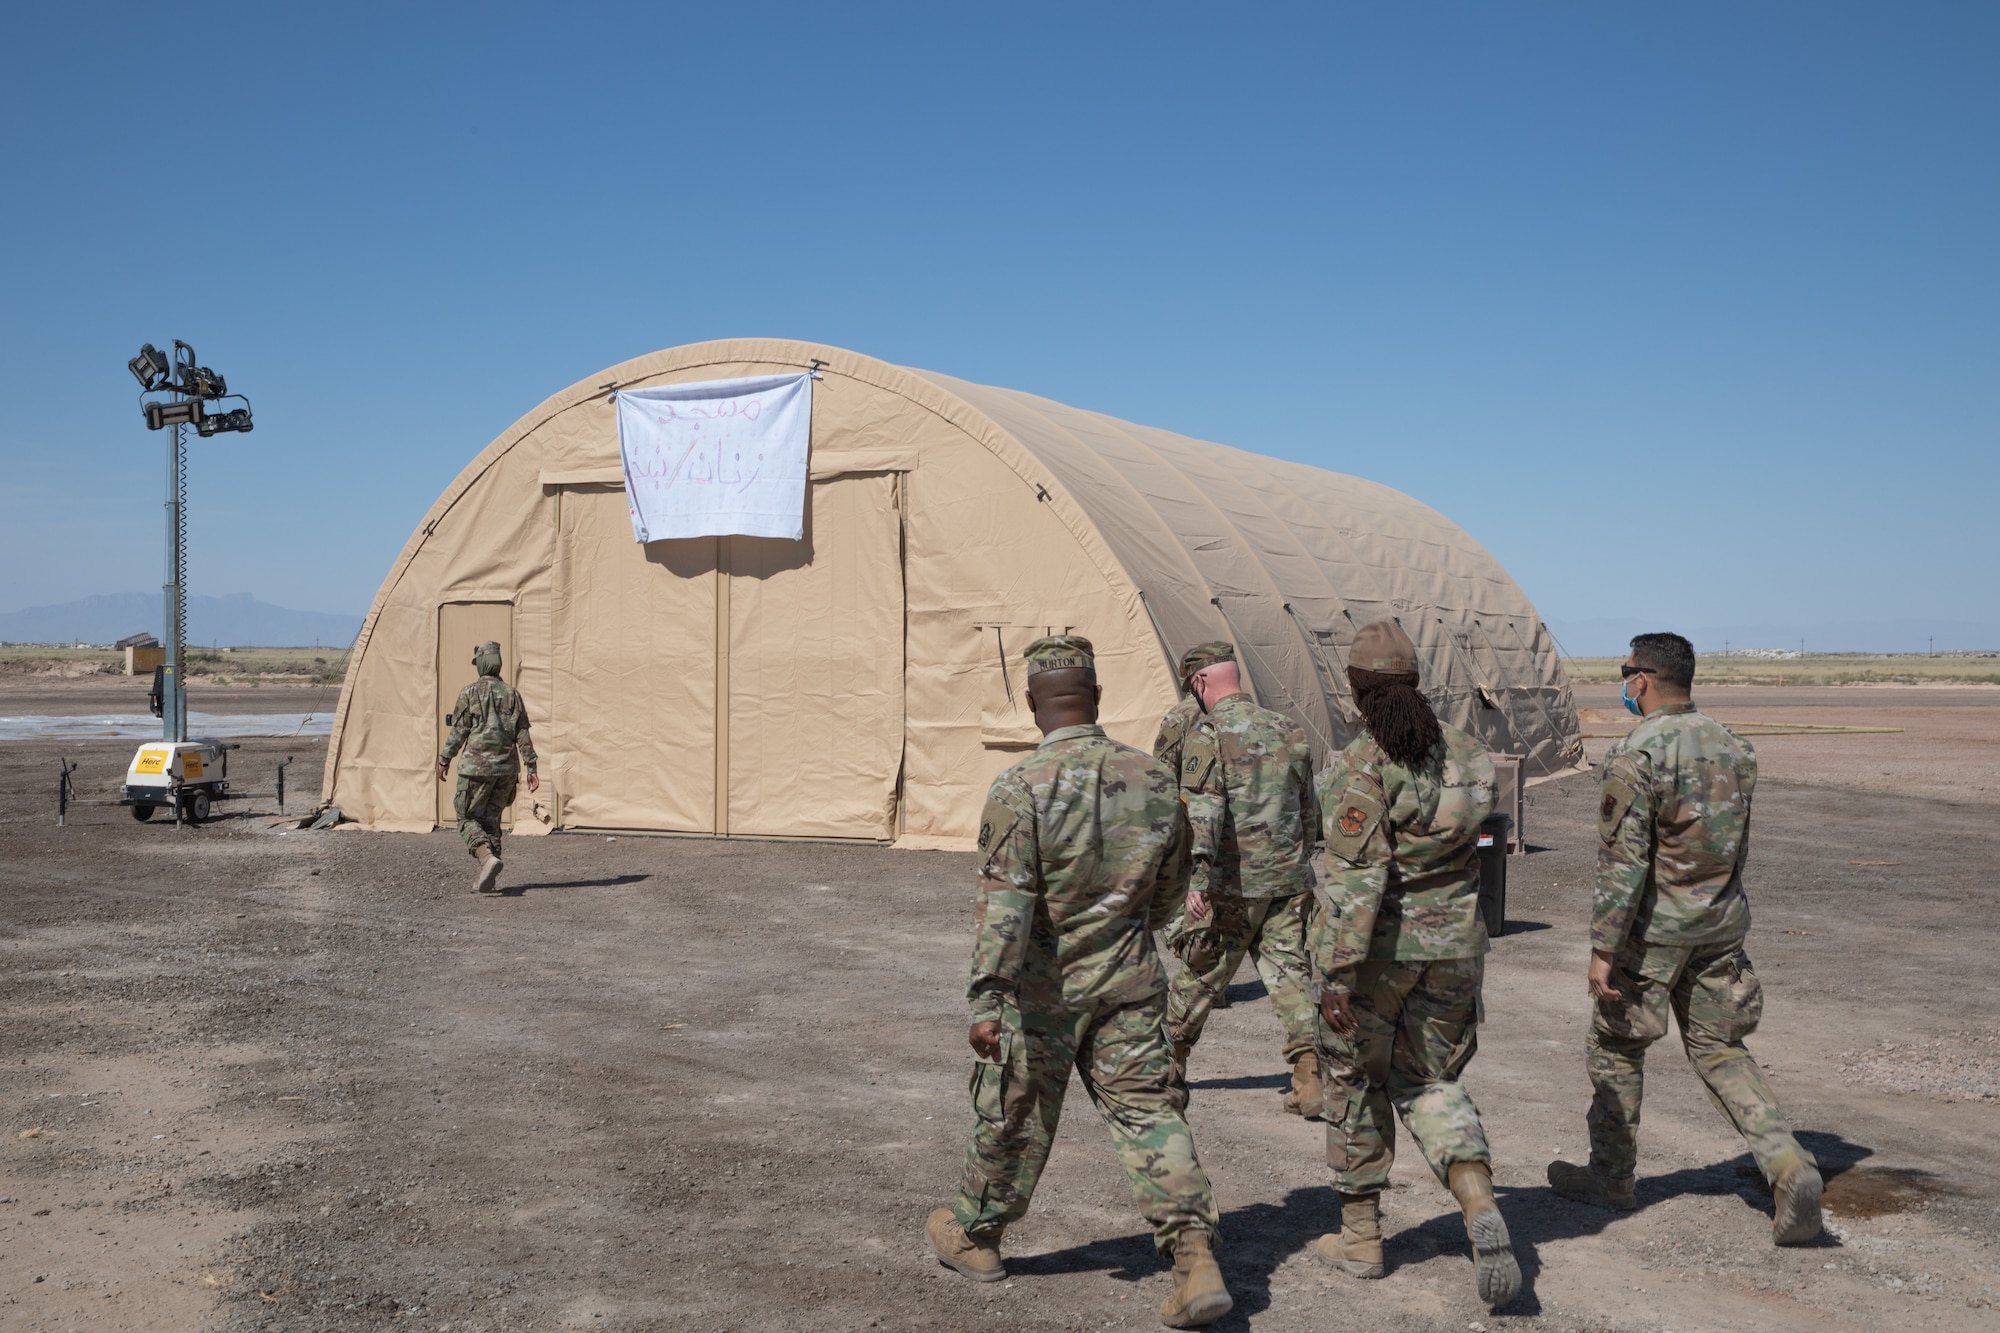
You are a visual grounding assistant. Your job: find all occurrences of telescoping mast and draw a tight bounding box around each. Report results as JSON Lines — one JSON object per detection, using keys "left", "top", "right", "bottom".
{"left": 118, "top": 341, "right": 254, "bottom": 824}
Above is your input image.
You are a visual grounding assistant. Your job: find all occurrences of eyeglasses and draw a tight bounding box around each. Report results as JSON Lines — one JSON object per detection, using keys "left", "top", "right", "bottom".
{"left": 1619, "top": 665, "right": 1656, "bottom": 679}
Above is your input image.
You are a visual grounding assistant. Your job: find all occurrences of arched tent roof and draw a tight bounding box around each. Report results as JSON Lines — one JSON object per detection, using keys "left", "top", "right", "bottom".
{"left": 324, "top": 338, "right": 1580, "bottom": 848}
{"left": 915, "top": 368, "right": 1583, "bottom": 768}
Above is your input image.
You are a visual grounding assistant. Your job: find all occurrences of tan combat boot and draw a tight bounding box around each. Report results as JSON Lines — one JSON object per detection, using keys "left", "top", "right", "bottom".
{"left": 472, "top": 846, "right": 504, "bottom": 894}
{"left": 1281, "top": 1052, "right": 1324, "bottom": 1119}
{"left": 1547, "top": 1159, "right": 1637, "bottom": 1212}
{"left": 1448, "top": 1161, "right": 1521, "bottom": 1308}
{"left": 1770, "top": 1156, "right": 1824, "bottom": 1246}
{"left": 1313, "top": 1191, "right": 1385, "bottom": 1278}
{"left": 1158, "top": 1228, "right": 1231, "bottom": 1328}
{"left": 926, "top": 1208, "right": 1005, "bottom": 1283}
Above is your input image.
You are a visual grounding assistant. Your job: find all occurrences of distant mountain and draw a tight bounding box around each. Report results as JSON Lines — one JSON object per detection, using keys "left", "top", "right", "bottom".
{"left": 0, "top": 593, "right": 363, "bottom": 648}
{"left": 1544, "top": 617, "right": 2000, "bottom": 658}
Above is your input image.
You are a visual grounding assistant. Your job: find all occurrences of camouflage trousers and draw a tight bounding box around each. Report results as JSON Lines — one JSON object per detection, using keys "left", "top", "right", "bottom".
{"left": 1586, "top": 937, "right": 1812, "bottom": 1188}
{"left": 1318, "top": 955, "right": 1491, "bottom": 1194}
{"left": 1165, "top": 891, "right": 1317, "bottom": 1063}
{"left": 453, "top": 774, "right": 516, "bottom": 858}
{"left": 952, "top": 995, "right": 1221, "bottom": 1256}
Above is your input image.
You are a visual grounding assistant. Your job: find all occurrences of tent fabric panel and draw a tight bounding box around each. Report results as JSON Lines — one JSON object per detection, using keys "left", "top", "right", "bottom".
{"left": 894, "top": 427, "right": 1169, "bottom": 845}
{"left": 727, "top": 475, "right": 904, "bottom": 840}
{"left": 551, "top": 488, "right": 719, "bottom": 832}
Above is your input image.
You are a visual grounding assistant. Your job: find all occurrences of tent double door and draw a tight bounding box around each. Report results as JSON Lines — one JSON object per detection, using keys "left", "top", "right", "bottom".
{"left": 552, "top": 474, "right": 905, "bottom": 840}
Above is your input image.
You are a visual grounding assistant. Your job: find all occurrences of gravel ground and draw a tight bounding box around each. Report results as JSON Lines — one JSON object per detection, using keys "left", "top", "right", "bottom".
{"left": 2, "top": 729, "right": 1997, "bottom": 1332}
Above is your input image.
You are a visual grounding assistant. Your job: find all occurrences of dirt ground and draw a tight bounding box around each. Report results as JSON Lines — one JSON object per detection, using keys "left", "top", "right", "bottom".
{"left": 3, "top": 692, "right": 1997, "bottom": 1332}
{"left": 1574, "top": 683, "right": 2000, "bottom": 806}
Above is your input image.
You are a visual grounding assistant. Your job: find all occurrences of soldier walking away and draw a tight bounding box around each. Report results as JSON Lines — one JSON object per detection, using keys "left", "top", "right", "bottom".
{"left": 1152, "top": 641, "right": 1234, "bottom": 773}
{"left": 435, "top": 641, "right": 539, "bottom": 894}
{"left": 1163, "top": 648, "right": 1325, "bottom": 1120}
{"left": 1312, "top": 620, "right": 1519, "bottom": 1309}
{"left": 1548, "top": 632, "right": 1823, "bottom": 1245}
{"left": 927, "top": 635, "right": 1232, "bottom": 1329}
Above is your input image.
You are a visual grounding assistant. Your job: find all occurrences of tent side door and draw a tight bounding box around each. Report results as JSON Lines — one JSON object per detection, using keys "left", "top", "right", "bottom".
{"left": 436, "top": 600, "right": 516, "bottom": 829}
{"left": 724, "top": 472, "right": 905, "bottom": 840}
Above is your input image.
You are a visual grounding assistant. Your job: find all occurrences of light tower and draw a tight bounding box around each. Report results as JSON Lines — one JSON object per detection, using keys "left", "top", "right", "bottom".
{"left": 118, "top": 342, "right": 254, "bottom": 823}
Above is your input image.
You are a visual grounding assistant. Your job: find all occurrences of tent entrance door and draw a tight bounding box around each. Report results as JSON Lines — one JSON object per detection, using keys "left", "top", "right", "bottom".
{"left": 552, "top": 485, "right": 721, "bottom": 833}
{"left": 723, "top": 473, "right": 905, "bottom": 840}
{"left": 436, "top": 601, "right": 516, "bottom": 829}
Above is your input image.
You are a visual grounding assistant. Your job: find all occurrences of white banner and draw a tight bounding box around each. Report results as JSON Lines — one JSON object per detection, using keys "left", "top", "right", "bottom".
{"left": 614, "top": 373, "right": 813, "bottom": 542}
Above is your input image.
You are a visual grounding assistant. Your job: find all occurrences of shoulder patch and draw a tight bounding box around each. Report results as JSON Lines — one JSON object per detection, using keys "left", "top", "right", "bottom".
{"left": 1325, "top": 784, "right": 1386, "bottom": 863}
{"left": 1599, "top": 774, "right": 1638, "bottom": 841}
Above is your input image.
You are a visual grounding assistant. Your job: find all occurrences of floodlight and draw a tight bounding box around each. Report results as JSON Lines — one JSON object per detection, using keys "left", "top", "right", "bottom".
{"left": 144, "top": 399, "right": 202, "bottom": 430}
{"left": 177, "top": 364, "right": 227, "bottom": 398}
{"left": 194, "top": 407, "right": 253, "bottom": 436}
{"left": 128, "top": 343, "right": 169, "bottom": 390}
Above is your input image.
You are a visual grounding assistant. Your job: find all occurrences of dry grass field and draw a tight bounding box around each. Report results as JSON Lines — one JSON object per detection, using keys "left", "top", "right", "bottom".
{"left": 0, "top": 646, "right": 349, "bottom": 688}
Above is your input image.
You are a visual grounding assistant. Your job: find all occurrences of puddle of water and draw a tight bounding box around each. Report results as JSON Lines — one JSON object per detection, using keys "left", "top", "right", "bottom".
{"left": 0, "top": 712, "right": 333, "bottom": 741}
{"left": 1824, "top": 1166, "right": 1946, "bottom": 1219}
{"left": 1739, "top": 1162, "right": 1947, "bottom": 1218}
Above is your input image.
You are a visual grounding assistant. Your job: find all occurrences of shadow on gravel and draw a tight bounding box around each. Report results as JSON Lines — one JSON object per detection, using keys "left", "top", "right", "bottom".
{"left": 501, "top": 873, "right": 652, "bottom": 895}
{"left": 1006, "top": 1186, "right": 1333, "bottom": 1326}
{"left": 1189, "top": 1072, "right": 1290, "bottom": 1092}
{"left": 1499, "top": 920, "right": 1554, "bottom": 934}
{"left": 1219, "top": 979, "right": 1268, "bottom": 1007}
{"left": 1484, "top": 1135, "right": 1887, "bottom": 1303}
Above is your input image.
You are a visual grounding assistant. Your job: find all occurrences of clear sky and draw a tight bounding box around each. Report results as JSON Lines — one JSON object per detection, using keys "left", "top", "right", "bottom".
{"left": 2, "top": 3, "right": 1994, "bottom": 652}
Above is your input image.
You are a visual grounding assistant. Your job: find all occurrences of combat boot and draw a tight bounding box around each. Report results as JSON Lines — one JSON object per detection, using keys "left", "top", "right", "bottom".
{"left": 1158, "top": 1227, "right": 1231, "bottom": 1328}
{"left": 926, "top": 1208, "right": 1005, "bottom": 1283}
{"left": 1281, "top": 1052, "right": 1324, "bottom": 1119}
{"left": 1769, "top": 1156, "right": 1824, "bottom": 1246}
{"left": 472, "top": 846, "right": 505, "bottom": 894}
{"left": 1448, "top": 1161, "right": 1521, "bottom": 1308}
{"left": 1312, "top": 1192, "right": 1385, "bottom": 1278}
{"left": 1546, "top": 1159, "right": 1636, "bottom": 1212}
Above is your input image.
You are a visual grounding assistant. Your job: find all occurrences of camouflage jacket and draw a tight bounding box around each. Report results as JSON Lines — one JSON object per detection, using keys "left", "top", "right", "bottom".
{"left": 1594, "top": 701, "right": 1753, "bottom": 953}
{"left": 1313, "top": 724, "right": 1496, "bottom": 986}
{"left": 968, "top": 724, "right": 1191, "bottom": 1024}
{"left": 439, "top": 675, "right": 538, "bottom": 779}
{"left": 1151, "top": 694, "right": 1206, "bottom": 775}
{"left": 1180, "top": 693, "right": 1318, "bottom": 900}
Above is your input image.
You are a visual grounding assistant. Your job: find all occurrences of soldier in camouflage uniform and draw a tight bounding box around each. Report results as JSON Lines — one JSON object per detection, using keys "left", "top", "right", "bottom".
{"left": 1549, "top": 632, "right": 1823, "bottom": 1245}
{"left": 1311, "top": 620, "right": 1519, "bottom": 1309}
{"left": 1162, "top": 647, "right": 1324, "bottom": 1119}
{"left": 928, "top": 635, "right": 1232, "bottom": 1329}
{"left": 1152, "top": 641, "right": 1234, "bottom": 774}
{"left": 435, "top": 640, "right": 539, "bottom": 894}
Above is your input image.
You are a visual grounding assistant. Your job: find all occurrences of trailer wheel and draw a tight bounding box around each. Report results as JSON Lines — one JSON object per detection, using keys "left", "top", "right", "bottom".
{"left": 132, "top": 804, "right": 155, "bottom": 822}
{"left": 187, "top": 790, "right": 212, "bottom": 823}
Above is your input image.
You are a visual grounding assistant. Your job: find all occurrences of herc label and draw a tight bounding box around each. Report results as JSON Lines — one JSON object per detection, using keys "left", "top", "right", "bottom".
{"left": 134, "top": 750, "right": 168, "bottom": 775}
{"left": 182, "top": 753, "right": 204, "bottom": 779}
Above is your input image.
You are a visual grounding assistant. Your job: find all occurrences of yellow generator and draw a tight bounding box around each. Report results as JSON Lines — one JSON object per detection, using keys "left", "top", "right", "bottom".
{"left": 122, "top": 739, "right": 237, "bottom": 823}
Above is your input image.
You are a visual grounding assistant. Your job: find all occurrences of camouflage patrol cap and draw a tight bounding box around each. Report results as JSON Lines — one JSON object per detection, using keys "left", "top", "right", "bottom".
{"left": 1348, "top": 620, "right": 1419, "bottom": 675}
{"left": 1178, "top": 640, "right": 1236, "bottom": 686}
{"left": 472, "top": 640, "right": 503, "bottom": 676}
{"left": 1023, "top": 634, "right": 1095, "bottom": 677}
{"left": 472, "top": 640, "right": 503, "bottom": 662}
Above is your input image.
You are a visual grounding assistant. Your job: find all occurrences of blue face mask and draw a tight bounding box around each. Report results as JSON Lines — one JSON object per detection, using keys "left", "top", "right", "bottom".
{"left": 1621, "top": 678, "right": 1643, "bottom": 716}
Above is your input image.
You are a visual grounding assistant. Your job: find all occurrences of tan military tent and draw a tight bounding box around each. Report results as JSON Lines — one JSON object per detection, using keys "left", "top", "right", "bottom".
{"left": 324, "top": 338, "right": 1582, "bottom": 848}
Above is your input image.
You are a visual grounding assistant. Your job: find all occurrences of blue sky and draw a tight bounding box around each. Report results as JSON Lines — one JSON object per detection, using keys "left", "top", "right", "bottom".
{"left": 2, "top": 3, "right": 1994, "bottom": 652}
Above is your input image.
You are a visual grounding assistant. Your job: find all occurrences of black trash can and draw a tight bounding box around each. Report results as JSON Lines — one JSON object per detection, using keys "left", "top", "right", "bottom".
{"left": 1476, "top": 814, "right": 1512, "bottom": 940}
